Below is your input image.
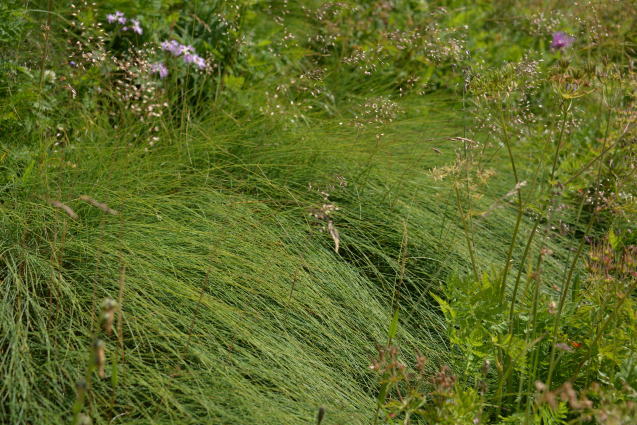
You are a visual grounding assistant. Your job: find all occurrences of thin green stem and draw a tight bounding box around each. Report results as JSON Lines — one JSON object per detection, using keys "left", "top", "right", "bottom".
{"left": 507, "top": 221, "right": 539, "bottom": 330}
{"left": 545, "top": 216, "right": 594, "bottom": 389}
{"left": 497, "top": 106, "right": 523, "bottom": 304}
{"left": 454, "top": 184, "right": 480, "bottom": 282}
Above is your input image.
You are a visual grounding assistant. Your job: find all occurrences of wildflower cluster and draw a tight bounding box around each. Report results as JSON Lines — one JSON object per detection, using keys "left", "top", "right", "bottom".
{"left": 161, "top": 40, "right": 207, "bottom": 70}
{"left": 106, "top": 11, "right": 143, "bottom": 35}
{"left": 64, "top": 3, "right": 108, "bottom": 72}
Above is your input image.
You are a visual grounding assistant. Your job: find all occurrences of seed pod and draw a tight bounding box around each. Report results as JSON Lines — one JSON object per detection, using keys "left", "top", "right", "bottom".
{"left": 100, "top": 298, "right": 118, "bottom": 335}
{"left": 93, "top": 339, "right": 106, "bottom": 378}
{"left": 79, "top": 195, "right": 119, "bottom": 215}
{"left": 48, "top": 199, "right": 78, "bottom": 220}
{"left": 481, "top": 359, "right": 490, "bottom": 376}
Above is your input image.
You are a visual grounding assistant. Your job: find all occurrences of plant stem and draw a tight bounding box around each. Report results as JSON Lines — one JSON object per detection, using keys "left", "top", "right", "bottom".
{"left": 497, "top": 107, "right": 523, "bottom": 304}
{"left": 454, "top": 184, "right": 480, "bottom": 281}
{"left": 38, "top": 0, "right": 53, "bottom": 93}
{"left": 545, "top": 217, "right": 594, "bottom": 388}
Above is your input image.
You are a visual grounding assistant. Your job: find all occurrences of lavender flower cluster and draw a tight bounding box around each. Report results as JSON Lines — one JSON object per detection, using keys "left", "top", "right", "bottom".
{"left": 161, "top": 40, "right": 207, "bottom": 70}
{"left": 104, "top": 13, "right": 207, "bottom": 80}
{"left": 106, "top": 11, "right": 143, "bottom": 35}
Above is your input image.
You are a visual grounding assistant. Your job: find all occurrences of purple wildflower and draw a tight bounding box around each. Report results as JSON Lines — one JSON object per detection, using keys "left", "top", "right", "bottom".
{"left": 69, "top": 60, "right": 77, "bottom": 67}
{"left": 181, "top": 45, "right": 195, "bottom": 55}
{"left": 160, "top": 39, "right": 206, "bottom": 70}
{"left": 106, "top": 11, "right": 126, "bottom": 25}
{"left": 150, "top": 62, "right": 169, "bottom": 79}
{"left": 183, "top": 53, "right": 206, "bottom": 70}
{"left": 182, "top": 53, "right": 193, "bottom": 63}
{"left": 551, "top": 31, "right": 575, "bottom": 50}
{"left": 129, "top": 19, "right": 143, "bottom": 35}
{"left": 193, "top": 55, "right": 207, "bottom": 70}
{"left": 161, "top": 40, "right": 184, "bottom": 56}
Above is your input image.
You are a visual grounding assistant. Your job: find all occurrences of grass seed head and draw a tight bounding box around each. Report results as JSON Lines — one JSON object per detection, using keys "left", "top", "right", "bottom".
{"left": 93, "top": 340, "right": 106, "bottom": 378}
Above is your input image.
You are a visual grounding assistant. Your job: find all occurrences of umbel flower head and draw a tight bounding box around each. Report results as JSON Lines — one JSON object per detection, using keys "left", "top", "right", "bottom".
{"left": 551, "top": 31, "right": 575, "bottom": 50}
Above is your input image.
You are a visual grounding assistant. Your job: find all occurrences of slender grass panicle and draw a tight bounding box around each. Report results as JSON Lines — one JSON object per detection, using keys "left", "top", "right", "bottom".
{"left": 79, "top": 195, "right": 119, "bottom": 216}
{"left": 48, "top": 199, "right": 79, "bottom": 220}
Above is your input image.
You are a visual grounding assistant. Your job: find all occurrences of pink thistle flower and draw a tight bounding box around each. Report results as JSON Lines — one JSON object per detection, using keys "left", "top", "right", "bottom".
{"left": 551, "top": 31, "right": 575, "bottom": 50}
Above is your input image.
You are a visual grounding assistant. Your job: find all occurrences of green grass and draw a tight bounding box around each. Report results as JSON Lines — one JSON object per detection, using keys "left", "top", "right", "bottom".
{"left": 3, "top": 0, "right": 636, "bottom": 423}
{"left": 1, "top": 92, "right": 577, "bottom": 423}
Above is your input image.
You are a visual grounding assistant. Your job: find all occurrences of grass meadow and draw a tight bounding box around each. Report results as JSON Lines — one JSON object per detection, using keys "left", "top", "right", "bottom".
{"left": 1, "top": 1, "right": 636, "bottom": 424}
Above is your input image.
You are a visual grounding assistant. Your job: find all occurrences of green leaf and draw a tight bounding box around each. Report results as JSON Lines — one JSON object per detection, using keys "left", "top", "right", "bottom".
{"left": 608, "top": 228, "right": 620, "bottom": 250}
{"left": 431, "top": 292, "right": 455, "bottom": 320}
{"left": 223, "top": 75, "right": 245, "bottom": 91}
{"left": 20, "top": 159, "right": 35, "bottom": 185}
